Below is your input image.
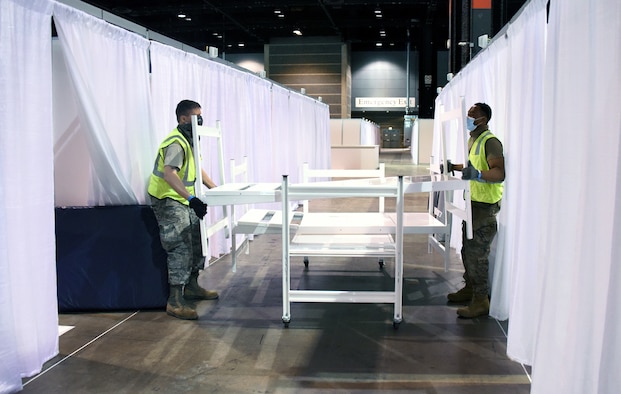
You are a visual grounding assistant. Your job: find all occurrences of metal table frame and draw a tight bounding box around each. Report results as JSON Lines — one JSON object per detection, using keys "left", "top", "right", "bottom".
{"left": 202, "top": 175, "right": 471, "bottom": 328}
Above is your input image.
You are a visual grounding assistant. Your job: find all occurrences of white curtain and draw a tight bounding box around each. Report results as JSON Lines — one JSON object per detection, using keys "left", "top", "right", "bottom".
{"left": 501, "top": 0, "right": 547, "bottom": 364}
{"left": 0, "top": 0, "right": 57, "bottom": 392}
{"left": 531, "top": 0, "right": 621, "bottom": 392}
{"left": 436, "top": 0, "right": 621, "bottom": 391}
{"left": 53, "top": 2, "right": 155, "bottom": 206}
{"left": 360, "top": 119, "right": 380, "bottom": 146}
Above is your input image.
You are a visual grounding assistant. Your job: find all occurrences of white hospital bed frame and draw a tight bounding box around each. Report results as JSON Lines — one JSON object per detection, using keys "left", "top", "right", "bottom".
{"left": 198, "top": 101, "right": 472, "bottom": 328}
{"left": 300, "top": 163, "right": 388, "bottom": 269}
{"left": 191, "top": 116, "right": 229, "bottom": 258}
{"left": 228, "top": 156, "right": 301, "bottom": 272}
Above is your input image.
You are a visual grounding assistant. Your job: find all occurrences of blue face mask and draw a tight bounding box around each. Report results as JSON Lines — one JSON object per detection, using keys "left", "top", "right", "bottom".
{"left": 466, "top": 116, "right": 477, "bottom": 131}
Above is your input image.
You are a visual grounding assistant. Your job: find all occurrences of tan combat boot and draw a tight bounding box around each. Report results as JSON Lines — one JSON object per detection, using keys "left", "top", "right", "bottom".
{"left": 184, "top": 271, "right": 219, "bottom": 300}
{"left": 457, "top": 294, "right": 490, "bottom": 318}
{"left": 166, "top": 285, "right": 198, "bottom": 320}
{"left": 447, "top": 284, "right": 473, "bottom": 303}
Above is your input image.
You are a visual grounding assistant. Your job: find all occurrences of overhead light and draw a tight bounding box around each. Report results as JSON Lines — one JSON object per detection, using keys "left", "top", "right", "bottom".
{"left": 274, "top": 9, "right": 281, "bottom": 14}
{"left": 238, "top": 43, "right": 245, "bottom": 47}
{"left": 293, "top": 29, "right": 302, "bottom": 36}
{"left": 376, "top": 42, "right": 383, "bottom": 47}
{"left": 177, "top": 13, "right": 186, "bottom": 18}
{"left": 278, "top": 14, "right": 284, "bottom": 18}
{"left": 185, "top": 17, "right": 191, "bottom": 21}
{"left": 376, "top": 14, "right": 382, "bottom": 18}
{"left": 374, "top": 8, "right": 381, "bottom": 14}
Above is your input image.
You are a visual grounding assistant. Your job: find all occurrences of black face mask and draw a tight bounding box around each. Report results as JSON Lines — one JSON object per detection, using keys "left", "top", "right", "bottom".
{"left": 177, "top": 115, "right": 203, "bottom": 143}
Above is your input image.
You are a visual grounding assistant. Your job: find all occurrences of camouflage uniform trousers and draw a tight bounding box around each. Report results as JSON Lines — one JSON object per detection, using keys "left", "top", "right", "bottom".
{"left": 150, "top": 196, "right": 206, "bottom": 286}
{"left": 461, "top": 201, "right": 500, "bottom": 297}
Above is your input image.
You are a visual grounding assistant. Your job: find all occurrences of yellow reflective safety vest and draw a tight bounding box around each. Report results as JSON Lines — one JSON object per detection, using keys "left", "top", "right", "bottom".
{"left": 148, "top": 128, "right": 195, "bottom": 205}
{"left": 468, "top": 130, "right": 503, "bottom": 204}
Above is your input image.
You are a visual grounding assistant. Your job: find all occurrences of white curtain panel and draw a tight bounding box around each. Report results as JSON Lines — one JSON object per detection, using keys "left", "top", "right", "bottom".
{"left": 531, "top": 0, "right": 621, "bottom": 392}
{"left": 53, "top": 3, "right": 154, "bottom": 206}
{"left": 148, "top": 42, "right": 196, "bottom": 144}
{"left": 236, "top": 74, "right": 274, "bottom": 182}
{"left": 270, "top": 85, "right": 296, "bottom": 178}
{"left": 0, "top": 0, "right": 57, "bottom": 391}
{"left": 309, "top": 98, "right": 331, "bottom": 168}
{"left": 360, "top": 119, "right": 380, "bottom": 146}
{"left": 502, "top": 0, "right": 547, "bottom": 364}
{"left": 289, "top": 93, "right": 321, "bottom": 176}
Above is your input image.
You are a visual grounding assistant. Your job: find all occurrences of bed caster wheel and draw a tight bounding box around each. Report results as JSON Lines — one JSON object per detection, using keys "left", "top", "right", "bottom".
{"left": 282, "top": 318, "right": 290, "bottom": 328}
{"left": 378, "top": 259, "right": 384, "bottom": 270}
{"left": 303, "top": 257, "right": 309, "bottom": 268}
{"left": 393, "top": 320, "right": 401, "bottom": 329}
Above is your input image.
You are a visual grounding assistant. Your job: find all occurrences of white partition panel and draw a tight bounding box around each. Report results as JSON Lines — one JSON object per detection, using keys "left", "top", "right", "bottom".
{"left": 1, "top": 0, "right": 57, "bottom": 391}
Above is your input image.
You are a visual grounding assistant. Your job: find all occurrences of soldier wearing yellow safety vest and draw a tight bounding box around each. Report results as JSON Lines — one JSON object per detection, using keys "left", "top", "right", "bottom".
{"left": 148, "top": 100, "right": 219, "bottom": 320}
{"left": 444, "top": 103, "right": 505, "bottom": 319}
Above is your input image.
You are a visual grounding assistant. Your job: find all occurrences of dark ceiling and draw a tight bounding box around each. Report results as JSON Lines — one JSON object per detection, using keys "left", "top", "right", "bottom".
{"left": 80, "top": 1, "right": 528, "bottom": 56}
{"left": 80, "top": 0, "right": 451, "bottom": 54}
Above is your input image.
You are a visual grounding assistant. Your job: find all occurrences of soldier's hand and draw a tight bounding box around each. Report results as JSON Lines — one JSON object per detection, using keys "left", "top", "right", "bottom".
{"left": 461, "top": 161, "right": 481, "bottom": 180}
{"left": 188, "top": 196, "right": 208, "bottom": 219}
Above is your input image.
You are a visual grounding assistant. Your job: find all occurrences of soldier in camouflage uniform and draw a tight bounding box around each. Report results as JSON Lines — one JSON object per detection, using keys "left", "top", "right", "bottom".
{"left": 148, "top": 100, "right": 219, "bottom": 320}
{"left": 445, "top": 103, "right": 505, "bottom": 318}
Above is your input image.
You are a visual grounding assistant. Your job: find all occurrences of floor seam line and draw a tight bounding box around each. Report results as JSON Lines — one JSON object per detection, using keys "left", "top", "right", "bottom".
{"left": 23, "top": 311, "right": 139, "bottom": 387}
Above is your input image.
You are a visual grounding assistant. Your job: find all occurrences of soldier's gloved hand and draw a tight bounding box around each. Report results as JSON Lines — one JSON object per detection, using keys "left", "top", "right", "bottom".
{"left": 188, "top": 195, "right": 208, "bottom": 219}
{"left": 461, "top": 161, "right": 481, "bottom": 180}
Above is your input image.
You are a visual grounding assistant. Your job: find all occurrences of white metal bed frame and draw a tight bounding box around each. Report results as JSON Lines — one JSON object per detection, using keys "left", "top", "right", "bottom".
{"left": 299, "top": 162, "right": 389, "bottom": 269}
{"left": 228, "top": 156, "right": 302, "bottom": 272}
{"left": 190, "top": 116, "right": 229, "bottom": 259}
{"left": 196, "top": 101, "right": 472, "bottom": 328}
{"left": 282, "top": 174, "right": 405, "bottom": 327}
{"left": 201, "top": 174, "right": 471, "bottom": 328}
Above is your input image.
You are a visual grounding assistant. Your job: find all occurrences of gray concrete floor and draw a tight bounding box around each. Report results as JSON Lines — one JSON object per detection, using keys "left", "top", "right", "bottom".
{"left": 22, "top": 148, "right": 531, "bottom": 393}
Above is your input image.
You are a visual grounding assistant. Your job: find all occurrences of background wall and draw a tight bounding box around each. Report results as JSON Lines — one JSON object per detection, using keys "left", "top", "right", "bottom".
{"left": 267, "top": 36, "right": 347, "bottom": 118}
{"left": 350, "top": 51, "right": 419, "bottom": 113}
